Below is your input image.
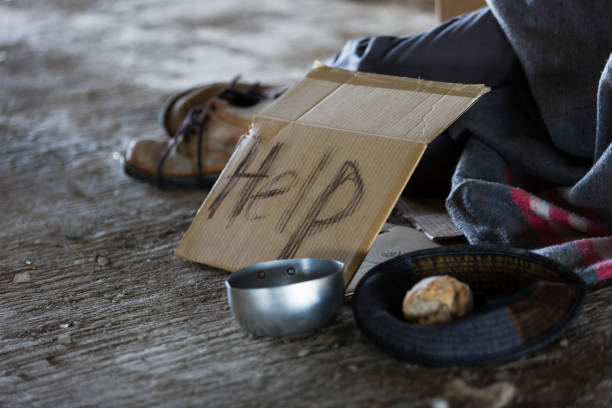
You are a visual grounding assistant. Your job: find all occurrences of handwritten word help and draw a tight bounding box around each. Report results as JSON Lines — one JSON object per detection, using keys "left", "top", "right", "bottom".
{"left": 207, "top": 142, "right": 365, "bottom": 258}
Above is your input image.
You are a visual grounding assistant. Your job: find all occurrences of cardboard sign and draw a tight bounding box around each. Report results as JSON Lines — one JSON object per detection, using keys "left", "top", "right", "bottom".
{"left": 175, "top": 63, "right": 489, "bottom": 285}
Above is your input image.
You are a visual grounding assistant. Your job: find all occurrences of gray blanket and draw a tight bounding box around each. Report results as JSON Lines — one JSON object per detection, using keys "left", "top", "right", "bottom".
{"left": 327, "top": 1, "right": 612, "bottom": 284}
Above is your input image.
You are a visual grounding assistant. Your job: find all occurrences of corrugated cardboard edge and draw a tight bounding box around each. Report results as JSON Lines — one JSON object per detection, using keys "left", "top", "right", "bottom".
{"left": 309, "top": 61, "right": 488, "bottom": 98}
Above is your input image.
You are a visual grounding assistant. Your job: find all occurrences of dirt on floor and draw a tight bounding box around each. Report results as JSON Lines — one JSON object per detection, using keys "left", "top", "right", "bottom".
{"left": 1, "top": 1, "right": 612, "bottom": 407}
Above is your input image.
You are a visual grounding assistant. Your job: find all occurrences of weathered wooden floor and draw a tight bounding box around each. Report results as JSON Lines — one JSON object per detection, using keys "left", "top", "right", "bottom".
{"left": 1, "top": 1, "right": 612, "bottom": 407}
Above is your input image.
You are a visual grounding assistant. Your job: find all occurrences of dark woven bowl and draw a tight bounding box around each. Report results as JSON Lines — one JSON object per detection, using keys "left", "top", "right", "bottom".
{"left": 352, "top": 245, "right": 586, "bottom": 366}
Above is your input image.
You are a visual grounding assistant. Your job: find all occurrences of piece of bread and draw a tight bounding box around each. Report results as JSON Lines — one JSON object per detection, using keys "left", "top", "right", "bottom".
{"left": 402, "top": 275, "right": 473, "bottom": 325}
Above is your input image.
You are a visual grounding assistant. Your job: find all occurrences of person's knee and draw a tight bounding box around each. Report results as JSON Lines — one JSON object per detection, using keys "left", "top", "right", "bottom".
{"left": 326, "top": 8, "right": 521, "bottom": 88}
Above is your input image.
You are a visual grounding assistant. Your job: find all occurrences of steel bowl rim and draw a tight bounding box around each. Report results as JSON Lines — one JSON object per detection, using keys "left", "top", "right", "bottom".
{"left": 226, "top": 258, "right": 344, "bottom": 292}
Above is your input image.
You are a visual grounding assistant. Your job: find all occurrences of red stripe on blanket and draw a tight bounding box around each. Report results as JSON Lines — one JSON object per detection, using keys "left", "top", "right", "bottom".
{"left": 548, "top": 205, "right": 570, "bottom": 226}
{"left": 575, "top": 239, "right": 602, "bottom": 266}
{"left": 510, "top": 188, "right": 560, "bottom": 246}
{"left": 547, "top": 202, "right": 608, "bottom": 237}
{"left": 544, "top": 188, "right": 608, "bottom": 226}
{"left": 595, "top": 260, "right": 612, "bottom": 280}
{"left": 543, "top": 194, "right": 607, "bottom": 236}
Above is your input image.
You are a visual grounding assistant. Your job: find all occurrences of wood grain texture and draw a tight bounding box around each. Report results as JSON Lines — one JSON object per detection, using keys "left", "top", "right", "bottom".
{"left": 1, "top": 1, "right": 611, "bottom": 407}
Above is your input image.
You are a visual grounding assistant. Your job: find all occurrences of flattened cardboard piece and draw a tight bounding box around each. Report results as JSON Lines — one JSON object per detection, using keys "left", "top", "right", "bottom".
{"left": 175, "top": 64, "right": 489, "bottom": 285}
{"left": 346, "top": 225, "right": 440, "bottom": 297}
{"left": 395, "top": 197, "right": 465, "bottom": 241}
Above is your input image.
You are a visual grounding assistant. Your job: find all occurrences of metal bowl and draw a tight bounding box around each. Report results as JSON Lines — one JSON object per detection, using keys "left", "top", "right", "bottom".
{"left": 225, "top": 259, "right": 345, "bottom": 337}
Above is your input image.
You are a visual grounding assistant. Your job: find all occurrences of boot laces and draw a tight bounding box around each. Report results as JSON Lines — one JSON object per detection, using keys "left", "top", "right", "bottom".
{"left": 156, "top": 76, "right": 268, "bottom": 187}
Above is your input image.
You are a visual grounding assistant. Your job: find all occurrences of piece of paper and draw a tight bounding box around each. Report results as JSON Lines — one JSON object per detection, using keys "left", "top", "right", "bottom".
{"left": 345, "top": 225, "right": 440, "bottom": 297}
{"left": 175, "top": 64, "right": 489, "bottom": 285}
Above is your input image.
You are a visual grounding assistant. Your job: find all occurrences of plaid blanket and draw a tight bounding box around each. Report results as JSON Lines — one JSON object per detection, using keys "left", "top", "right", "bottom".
{"left": 328, "top": 1, "right": 612, "bottom": 284}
